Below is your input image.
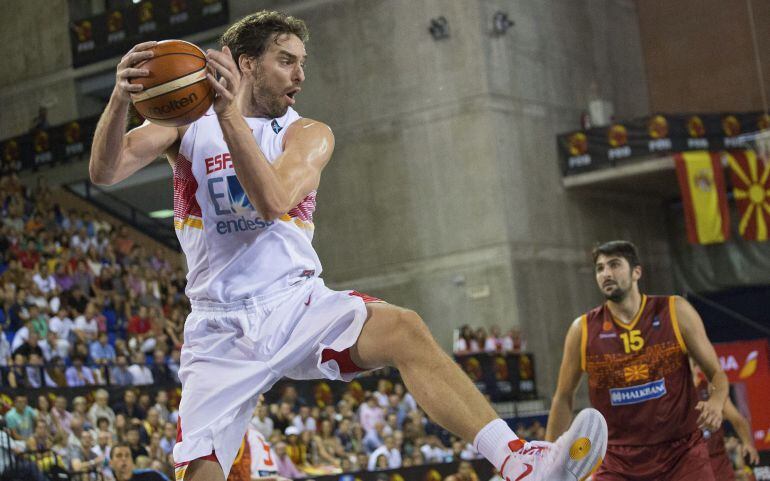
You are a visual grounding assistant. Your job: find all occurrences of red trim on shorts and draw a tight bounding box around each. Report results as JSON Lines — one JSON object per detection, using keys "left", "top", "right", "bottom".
{"left": 349, "top": 291, "right": 383, "bottom": 303}
{"left": 321, "top": 347, "right": 365, "bottom": 374}
{"left": 176, "top": 416, "right": 219, "bottom": 464}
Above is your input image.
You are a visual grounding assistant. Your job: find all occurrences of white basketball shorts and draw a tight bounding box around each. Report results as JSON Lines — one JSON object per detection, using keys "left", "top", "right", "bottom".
{"left": 173, "top": 277, "right": 380, "bottom": 478}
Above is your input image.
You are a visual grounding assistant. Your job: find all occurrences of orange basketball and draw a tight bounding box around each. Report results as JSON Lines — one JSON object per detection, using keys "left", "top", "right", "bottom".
{"left": 129, "top": 40, "right": 214, "bottom": 127}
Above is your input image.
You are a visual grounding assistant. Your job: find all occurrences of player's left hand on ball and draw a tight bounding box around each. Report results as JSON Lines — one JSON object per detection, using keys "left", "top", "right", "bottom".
{"left": 695, "top": 400, "right": 723, "bottom": 432}
{"left": 206, "top": 46, "right": 240, "bottom": 117}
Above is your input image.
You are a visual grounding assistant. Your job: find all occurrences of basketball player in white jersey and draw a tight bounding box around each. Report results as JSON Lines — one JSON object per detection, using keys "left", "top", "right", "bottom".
{"left": 89, "top": 11, "right": 607, "bottom": 481}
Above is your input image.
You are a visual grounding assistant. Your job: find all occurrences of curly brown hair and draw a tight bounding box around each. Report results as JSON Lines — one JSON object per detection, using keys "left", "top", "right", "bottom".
{"left": 220, "top": 10, "right": 309, "bottom": 70}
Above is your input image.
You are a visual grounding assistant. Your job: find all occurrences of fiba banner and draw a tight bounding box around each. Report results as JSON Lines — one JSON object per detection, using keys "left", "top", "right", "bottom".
{"left": 69, "top": 0, "right": 229, "bottom": 67}
{"left": 713, "top": 339, "right": 770, "bottom": 452}
{"left": 454, "top": 352, "right": 537, "bottom": 402}
{"left": 558, "top": 111, "right": 770, "bottom": 175}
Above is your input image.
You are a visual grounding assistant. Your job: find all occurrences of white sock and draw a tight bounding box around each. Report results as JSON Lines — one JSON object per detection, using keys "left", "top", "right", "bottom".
{"left": 474, "top": 418, "right": 520, "bottom": 470}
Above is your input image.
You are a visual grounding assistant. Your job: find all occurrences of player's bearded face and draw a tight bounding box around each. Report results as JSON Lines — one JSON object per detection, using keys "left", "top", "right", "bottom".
{"left": 249, "top": 34, "right": 305, "bottom": 118}
{"left": 595, "top": 255, "right": 635, "bottom": 302}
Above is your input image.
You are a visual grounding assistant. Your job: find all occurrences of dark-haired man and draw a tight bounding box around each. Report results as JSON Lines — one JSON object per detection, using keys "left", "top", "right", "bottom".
{"left": 546, "top": 240, "right": 727, "bottom": 481}
{"left": 90, "top": 10, "right": 606, "bottom": 481}
{"left": 110, "top": 444, "right": 169, "bottom": 481}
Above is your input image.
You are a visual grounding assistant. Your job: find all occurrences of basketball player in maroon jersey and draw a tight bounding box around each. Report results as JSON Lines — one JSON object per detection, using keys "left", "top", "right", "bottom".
{"left": 691, "top": 360, "right": 759, "bottom": 480}
{"left": 545, "top": 240, "right": 728, "bottom": 481}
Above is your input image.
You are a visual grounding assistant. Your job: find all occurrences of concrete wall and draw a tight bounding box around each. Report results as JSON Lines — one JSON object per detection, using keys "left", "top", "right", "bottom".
{"left": 0, "top": 0, "right": 77, "bottom": 138}
{"left": 638, "top": 0, "right": 770, "bottom": 113}
{"left": 266, "top": 0, "right": 667, "bottom": 397}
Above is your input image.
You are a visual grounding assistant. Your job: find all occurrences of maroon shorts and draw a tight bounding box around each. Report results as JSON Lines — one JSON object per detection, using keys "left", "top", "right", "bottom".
{"left": 593, "top": 431, "right": 715, "bottom": 481}
{"left": 709, "top": 451, "right": 735, "bottom": 481}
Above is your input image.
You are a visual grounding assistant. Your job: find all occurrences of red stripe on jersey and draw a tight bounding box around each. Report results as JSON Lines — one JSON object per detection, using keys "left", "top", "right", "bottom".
{"left": 174, "top": 154, "right": 202, "bottom": 221}
{"left": 349, "top": 291, "right": 383, "bottom": 303}
{"left": 286, "top": 191, "right": 316, "bottom": 222}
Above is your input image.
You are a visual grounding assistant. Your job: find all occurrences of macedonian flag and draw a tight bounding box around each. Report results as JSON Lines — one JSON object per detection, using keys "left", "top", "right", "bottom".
{"left": 674, "top": 152, "right": 730, "bottom": 244}
{"left": 727, "top": 150, "right": 770, "bottom": 241}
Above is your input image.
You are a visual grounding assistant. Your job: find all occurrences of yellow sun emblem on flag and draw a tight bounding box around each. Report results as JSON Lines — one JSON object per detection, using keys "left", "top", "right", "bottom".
{"left": 729, "top": 151, "right": 770, "bottom": 240}
{"left": 624, "top": 364, "right": 649, "bottom": 383}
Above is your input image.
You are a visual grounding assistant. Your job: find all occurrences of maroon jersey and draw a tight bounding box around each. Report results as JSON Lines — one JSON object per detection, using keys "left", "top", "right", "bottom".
{"left": 582, "top": 295, "right": 699, "bottom": 445}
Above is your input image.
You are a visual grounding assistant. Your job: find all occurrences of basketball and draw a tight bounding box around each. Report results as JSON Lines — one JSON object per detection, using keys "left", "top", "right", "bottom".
{"left": 129, "top": 39, "right": 214, "bottom": 127}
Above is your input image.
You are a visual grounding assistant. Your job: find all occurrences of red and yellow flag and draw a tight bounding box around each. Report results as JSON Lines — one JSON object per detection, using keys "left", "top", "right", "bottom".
{"left": 727, "top": 150, "right": 770, "bottom": 241}
{"left": 674, "top": 151, "right": 730, "bottom": 244}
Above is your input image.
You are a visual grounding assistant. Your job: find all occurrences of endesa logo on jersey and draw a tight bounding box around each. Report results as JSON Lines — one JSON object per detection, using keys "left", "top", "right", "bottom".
{"left": 207, "top": 174, "right": 274, "bottom": 234}
{"left": 609, "top": 378, "right": 666, "bottom": 406}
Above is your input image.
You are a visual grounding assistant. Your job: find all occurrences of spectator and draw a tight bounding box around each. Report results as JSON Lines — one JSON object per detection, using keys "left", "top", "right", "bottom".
{"left": 128, "top": 350, "right": 154, "bottom": 385}
{"left": 167, "top": 348, "right": 181, "bottom": 382}
{"left": 445, "top": 461, "right": 479, "bottom": 481}
{"left": 150, "top": 349, "right": 173, "bottom": 384}
{"left": 484, "top": 326, "right": 501, "bottom": 352}
{"left": 152, "top": 390, "right": 171, "bottom": 422}
{"left": 48, "top": 307, "right": 74, "bottom": 353}
{"left": 32, "top": 264, "right": 56, "bottom": 294}
{"left": 126, "top": 427, "right": 149, "bottom": 461}
{"left": 90, "top": 331, "right": 116, "bottom": 366}
{"left": 454, "top": 325, "right": 479, "bottom": 354}
{"left": 71, "top": 398, "right": 93, "bottom": 431}
{"left": 73, "top": 303, "right": 100, "bottom": 343}
{"left": 363, "top": 422, "right": 385, "bottom": 453}
{"left": 71, "top": 430, "right": 105, "bottom": 473}
{"left": 273, "top": 401, "right": 294, "bottom": 434}
{"left": 0, "top": 424, "right": 31, "bottom": 479}
{"left": 368, "top": 435, "right": 402, "bottom": 470}
{"left": 292, "top": 405, "right": 317, "bottom": 433}
{"left": 13, "top": 328, "right": 44, "bottom": 359}
{"left": 159, "top": 422, "right": 176, "bottom": 456}
{"left": 114, "top": 389, "right": 146, "bottom": 422}
{"left": 92, "top": 430, "right": 112, "bottom": 463}
{"left": 25, "top": 352, "right": 47, "bottom": 388}
{"left": 128, "top": 306, "right": 156, "bottom": 353}
{"left": 44, "top": 355, "right": 68, "bottom": 387}
{"left": 250, "top": 402, "right": 274, "bottom": 439}
{"left": 51, "top": 396, "right": 73, "bottom": 434}
{"left": 66, "top": 355, "right": 96, "bottom": 387}
{"left": 420, "top": 435, "right": 451, "bottom": 463}
{"left": 5, "top": 394, "right": 37, "bottom": 440}
{"left": 0, "top": 324, "right": 11, "bottom": 367}
{"left": 26, "top": 418, "right": 54, "bottom": 453}
{"left": 27, "top": 304, "right": 48, "bottom": 338}
{"left": 111, "top": 354, "right": 134, "bottom": 386}
{"left": 359, "top": 394, "right": 384, "bottom": 434}
{"left": 88, "top": 389, "right": 116, "bottom": 430}
{"left": 274, "top": 441, "right": 305, "bottom": 479}
{"left": 284, "top": 426, "right": 307, "bottom": 467}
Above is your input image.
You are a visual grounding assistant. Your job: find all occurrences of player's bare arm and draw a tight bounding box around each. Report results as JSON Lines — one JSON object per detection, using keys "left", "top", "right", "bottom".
{"left": 90, "top": 41, "right": 180, "bottom": 186}
{"left": 674, "top": 296, "right": 728, "bottom": 431}
{"left": 723, "top": 397, "right": 760, "bottom": 465}
{"left": 206, "top": 46, "right": 332, "bottom": 220}
{"left": 545, "top": 317, "right": 584, "bottom": 441}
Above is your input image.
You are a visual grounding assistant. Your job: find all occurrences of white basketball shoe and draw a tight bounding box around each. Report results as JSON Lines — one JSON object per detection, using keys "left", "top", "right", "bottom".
{"left": 499, "top": 408, "right": 607, "bottom": 481}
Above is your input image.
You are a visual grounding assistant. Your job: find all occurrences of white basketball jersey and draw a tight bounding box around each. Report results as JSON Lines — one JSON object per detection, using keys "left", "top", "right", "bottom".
{"left": 248, "top": 428, "right": 278, "bottom": 476}
{"left": 174, "top": 107, "right": 322, "bottom": 302}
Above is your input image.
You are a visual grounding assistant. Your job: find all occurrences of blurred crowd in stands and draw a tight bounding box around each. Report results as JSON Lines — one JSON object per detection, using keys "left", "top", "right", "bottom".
{"left": 452, "top": 325, "right": 526, "bottom": 355}
{"left": 0, "top": 172, "right": 187, "bottom": 389}
{"left": 0, "top": 377, "right": 554, "bottom": 480}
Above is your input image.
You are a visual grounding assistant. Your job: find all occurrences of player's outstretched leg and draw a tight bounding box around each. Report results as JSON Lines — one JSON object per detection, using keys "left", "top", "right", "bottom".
{"left": 350, "top": 303, "right": 607, "bottom": 481}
